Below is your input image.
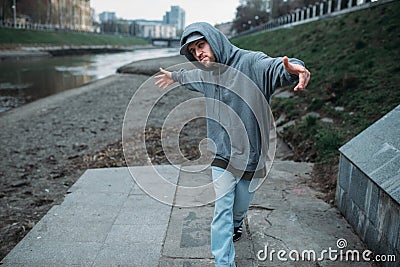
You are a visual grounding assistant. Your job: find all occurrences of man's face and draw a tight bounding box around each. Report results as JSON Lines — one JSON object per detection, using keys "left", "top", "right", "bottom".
{"left": 188, "top": 39, "right": 216, "bottom": 68}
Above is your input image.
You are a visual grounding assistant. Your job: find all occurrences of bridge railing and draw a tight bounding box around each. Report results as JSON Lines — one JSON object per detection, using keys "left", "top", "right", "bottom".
{"left": 151, "top": 37, "right": 181, "bottom": 47}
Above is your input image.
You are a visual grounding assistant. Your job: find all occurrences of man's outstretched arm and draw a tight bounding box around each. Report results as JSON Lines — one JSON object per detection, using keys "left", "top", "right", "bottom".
{"left": 154, "top": 67, "right": 206, "bottom": 94}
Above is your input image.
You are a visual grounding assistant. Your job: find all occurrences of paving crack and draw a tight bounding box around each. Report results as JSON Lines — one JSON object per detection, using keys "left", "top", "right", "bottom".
{"left": 264, "top": 217, "right": 272, "bottom": 227}
{"left": 249, "top": 205, "right": 274, "bottom": 211}
{"left": 158, "top": 255, "right": 214, "bottom": 265}
{"left": 281, "top": 189, "right": 289, "bottom": 201}
{"left": 262, "top": 234, "right": 290, "bottom": 250}
{"left": 161, "top": 256, "right": 214, "bottom": 260}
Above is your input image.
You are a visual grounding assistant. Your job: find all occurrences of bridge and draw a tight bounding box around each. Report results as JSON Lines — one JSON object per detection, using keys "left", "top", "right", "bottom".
{"left": 150, "top": 37, "right": 180, "bottom": 47}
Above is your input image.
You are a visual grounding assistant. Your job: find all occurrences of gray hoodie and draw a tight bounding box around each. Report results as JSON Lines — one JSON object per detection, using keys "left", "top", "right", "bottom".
{"left": 171, "top": 22, "right": 304, "bottom": 177}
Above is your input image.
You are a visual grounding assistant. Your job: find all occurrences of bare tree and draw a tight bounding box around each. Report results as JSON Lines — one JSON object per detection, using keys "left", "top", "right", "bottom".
{"left": 0, "top": 0, "right": 14, "bottom": 21}
{"left": 233, "top": 0, "right": 270, "bottom": 33}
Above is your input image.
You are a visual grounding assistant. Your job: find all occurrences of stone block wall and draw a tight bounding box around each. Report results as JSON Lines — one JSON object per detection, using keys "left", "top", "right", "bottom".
{"left": 336, "top": 105, "right": 400, "bottom": 266}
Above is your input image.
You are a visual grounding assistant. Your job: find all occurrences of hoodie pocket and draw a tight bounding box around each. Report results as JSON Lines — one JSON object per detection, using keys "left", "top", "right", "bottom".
{"left": 225, "top": 126, "right": 251, "bottom": 170}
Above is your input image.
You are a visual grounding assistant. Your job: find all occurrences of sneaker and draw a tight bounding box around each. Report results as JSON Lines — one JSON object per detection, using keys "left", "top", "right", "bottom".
{"left": 233, "top": 222, "right": 243, "bottom": 242}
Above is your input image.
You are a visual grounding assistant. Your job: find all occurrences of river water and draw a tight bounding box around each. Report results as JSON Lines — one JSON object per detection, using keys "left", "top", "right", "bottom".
{"left": 0, "top": 47, "right": 179, "bottom": 113}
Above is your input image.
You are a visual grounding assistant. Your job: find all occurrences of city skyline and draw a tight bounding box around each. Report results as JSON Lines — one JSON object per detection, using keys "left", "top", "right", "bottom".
{"left": 90, "top": 0, "right": 240, "bottom": 26}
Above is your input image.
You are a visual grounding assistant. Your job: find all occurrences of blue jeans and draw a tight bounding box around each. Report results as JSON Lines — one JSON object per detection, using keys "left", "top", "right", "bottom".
{"left": 211, "top": 166, "right": 255, "bottom": 267}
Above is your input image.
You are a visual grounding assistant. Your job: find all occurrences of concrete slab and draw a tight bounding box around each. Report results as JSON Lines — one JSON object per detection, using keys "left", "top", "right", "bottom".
{"left": 0, "top": 166, "right": 178, "bottom": 267}
{"left": 93, "top": 243, "right": 161, "bottom": 267}
{"left": 174, "top": 165, "right": 215, "bottom": 207}
{"left": 114, "top": 194, "right": 171, "bottom": 226}
{"left": 2, "top": 239, "right": 103, "bottom": 266}
{"left": 162, "top": 206, "right": 213, "bottom": 259}
{"left": 160, "top": 206, "right": 257, "bottom": 266}
{"left": 127, "top": 165, "right": 180, "bottom": 205}
{"left": 1, "top": 162, "right": 376, "bottom": 266}
{"left": 66, "top": 168, "right": 133, "bottom": 194}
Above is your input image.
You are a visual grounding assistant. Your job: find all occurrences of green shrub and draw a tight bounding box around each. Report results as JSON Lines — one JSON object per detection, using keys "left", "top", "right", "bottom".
{"left": 316, "top": 129, "right": 343, "bottom": 162}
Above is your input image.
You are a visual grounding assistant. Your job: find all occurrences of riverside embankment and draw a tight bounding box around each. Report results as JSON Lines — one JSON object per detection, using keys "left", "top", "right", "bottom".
{"left": 0, "top": 46, "right": 179, "bottom": 113}
{"left": 0, "top": 27, "right": 149, "bottom": 60}
{"left": 0, "top": 55, "right": 196, "bottom": 259}
{"left": 1, "top": 56, "right": 377, "bottom": 267}
{"left": 0, "top": 44, "right": 154, "bottom": 60}
{"left": 0, "top": 26, "right": 153, "bottom": 62}
{"left": 2, "top": 0, "right": 399, "bottom": 260}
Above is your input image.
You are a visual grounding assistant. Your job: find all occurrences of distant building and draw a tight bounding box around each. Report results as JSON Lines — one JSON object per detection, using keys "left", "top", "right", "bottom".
{"left": 99, "top": 12, "right": 116, "bottom": 23}
{"left": 75, "top": 0, "right": 92, "bottom": 31}
{"left": 132, "top": 20, "right": 176, "bottom": 39}
{"left": 4, "top": 0, "right": 93, "bottom": 31}
{"left": 163, "top": 5, "right": 185, "bottom": 31}
{"left": 96, "top": 5, "right": 182, "bottom": 37}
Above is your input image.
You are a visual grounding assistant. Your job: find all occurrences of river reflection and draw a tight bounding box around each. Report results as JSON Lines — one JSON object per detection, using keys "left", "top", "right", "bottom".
{"left": 0, "top": 48, "right": 178, "bottom": 113}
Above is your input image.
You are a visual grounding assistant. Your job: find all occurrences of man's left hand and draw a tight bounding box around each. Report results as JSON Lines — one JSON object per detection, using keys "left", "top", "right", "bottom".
{"left": 283, "top": 56, "right": 311, "bottom": 92}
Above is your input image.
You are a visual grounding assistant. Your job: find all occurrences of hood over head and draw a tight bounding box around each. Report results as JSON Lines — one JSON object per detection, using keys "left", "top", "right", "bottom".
{"left": 179, "top": 22, "right": 239, "bottom": 66}
{"left": 179, "top": 32, "right": 205, "bottom": 56}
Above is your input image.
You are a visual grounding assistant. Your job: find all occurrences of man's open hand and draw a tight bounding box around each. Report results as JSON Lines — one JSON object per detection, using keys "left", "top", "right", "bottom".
{"left": 154, "top": 68, "right": 174, "bottom": 89}
{"left": 283, "top": 56, "right": 311, "bottom": 91}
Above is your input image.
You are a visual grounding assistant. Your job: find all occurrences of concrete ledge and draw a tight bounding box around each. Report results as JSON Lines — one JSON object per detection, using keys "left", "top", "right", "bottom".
{"left": 339, "top": 105, "right": 400, "bottom": 203}
{"left": 336, "top": 104, "right": 400, "bottom": 266}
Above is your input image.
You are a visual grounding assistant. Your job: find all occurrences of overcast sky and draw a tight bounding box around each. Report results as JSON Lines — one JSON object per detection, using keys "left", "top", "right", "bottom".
{"left": 90, "top": 0, "right": 240, "bottom": 26}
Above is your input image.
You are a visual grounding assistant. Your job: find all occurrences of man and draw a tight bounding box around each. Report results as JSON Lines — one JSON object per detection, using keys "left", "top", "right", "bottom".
{"left": 155, "top": 22, "right": 310, "bottom": 267}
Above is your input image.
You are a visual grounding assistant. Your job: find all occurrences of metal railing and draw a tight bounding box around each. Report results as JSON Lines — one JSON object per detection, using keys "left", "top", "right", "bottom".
{"left": 233, "top": 0, "right": 394, "bottom": 38}
{"left": 0, "top": 20, "right": 95, "bottom": 33}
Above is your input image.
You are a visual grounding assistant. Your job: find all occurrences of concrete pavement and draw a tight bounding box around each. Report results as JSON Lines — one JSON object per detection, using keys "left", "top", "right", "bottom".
{"left": 1, "top": 161, "right": 375, "bottom": 266}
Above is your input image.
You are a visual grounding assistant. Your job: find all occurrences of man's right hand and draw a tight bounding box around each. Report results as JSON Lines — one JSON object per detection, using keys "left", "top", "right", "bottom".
{"left": 282, "top": 56, "right": 311, "bottom": 92}
{"left": 154, "top": 68, "right": 174, "bottom": 89}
